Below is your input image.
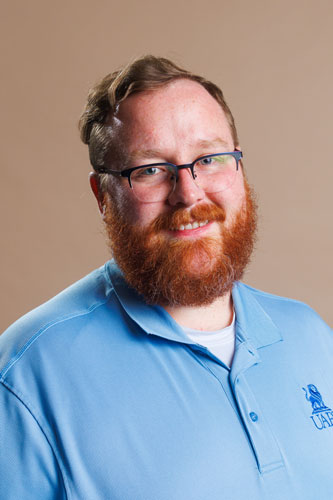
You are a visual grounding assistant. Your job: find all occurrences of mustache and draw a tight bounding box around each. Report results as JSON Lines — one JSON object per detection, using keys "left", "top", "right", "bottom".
{"left": 151, "top": 203, "right": 226, "bottom": 232}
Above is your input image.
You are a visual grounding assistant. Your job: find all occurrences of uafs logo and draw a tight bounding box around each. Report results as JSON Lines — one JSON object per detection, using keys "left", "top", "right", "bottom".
{"left": 303, "top": 384, "right": 333, "bottom": 430}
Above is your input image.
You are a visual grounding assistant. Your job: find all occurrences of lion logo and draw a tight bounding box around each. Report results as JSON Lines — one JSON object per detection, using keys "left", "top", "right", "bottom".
{"left": 302, "top": 384, "right": 331, "bottom": 414}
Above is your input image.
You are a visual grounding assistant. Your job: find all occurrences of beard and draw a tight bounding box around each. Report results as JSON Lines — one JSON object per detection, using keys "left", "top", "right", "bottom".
{"left": 103, "top": 181, "right": 257, "bottom": 307}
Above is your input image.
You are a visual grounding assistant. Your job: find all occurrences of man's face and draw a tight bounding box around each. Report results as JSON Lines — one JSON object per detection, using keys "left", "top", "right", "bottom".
{"left": 97, "top": 79, "right": 257, "bottom": 306}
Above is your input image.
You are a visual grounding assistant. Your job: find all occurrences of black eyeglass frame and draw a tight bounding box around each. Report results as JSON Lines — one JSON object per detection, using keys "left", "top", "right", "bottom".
{"left": 97, "top": 150, "right": 243, "bottom": 189}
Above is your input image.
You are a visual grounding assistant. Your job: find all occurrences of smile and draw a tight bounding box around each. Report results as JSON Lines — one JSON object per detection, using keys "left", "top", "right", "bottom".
{"left": 171, "top": 220, "right": 209, "bottom": 231}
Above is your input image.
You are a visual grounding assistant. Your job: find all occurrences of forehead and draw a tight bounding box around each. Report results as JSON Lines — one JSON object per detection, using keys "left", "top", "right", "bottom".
{"left": 113, "top": 79, "right": 234, "bottom": 154}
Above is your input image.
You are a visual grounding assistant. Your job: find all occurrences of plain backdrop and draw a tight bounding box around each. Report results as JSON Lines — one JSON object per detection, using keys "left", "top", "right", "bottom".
{"left": 1, "top": 0, "right": 332, "bottom": 331}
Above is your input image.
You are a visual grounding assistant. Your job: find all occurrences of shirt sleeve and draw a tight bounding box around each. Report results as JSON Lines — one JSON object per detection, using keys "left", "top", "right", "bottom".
{"left": 0, "top": 381, "right": 67, "bottom": 500}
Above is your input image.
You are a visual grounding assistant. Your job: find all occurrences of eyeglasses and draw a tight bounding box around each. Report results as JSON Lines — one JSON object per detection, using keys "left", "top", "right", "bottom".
{"left": 97, "top": 151, "right": 242, "bottom": 202}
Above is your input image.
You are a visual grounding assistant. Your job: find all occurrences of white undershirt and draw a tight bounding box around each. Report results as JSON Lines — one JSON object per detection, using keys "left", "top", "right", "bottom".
{"left": 183, "top": 313, "right": 236, "bottom": 367}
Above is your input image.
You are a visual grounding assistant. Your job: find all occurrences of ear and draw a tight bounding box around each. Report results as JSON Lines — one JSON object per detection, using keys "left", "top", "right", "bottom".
{"left": 89, "top": 172, "right": 106, "bottom": 217}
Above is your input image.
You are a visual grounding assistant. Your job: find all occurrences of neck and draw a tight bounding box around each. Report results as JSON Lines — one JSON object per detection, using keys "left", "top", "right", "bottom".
{"left": 163, "top": 291, "right": 234, "bottom": 332}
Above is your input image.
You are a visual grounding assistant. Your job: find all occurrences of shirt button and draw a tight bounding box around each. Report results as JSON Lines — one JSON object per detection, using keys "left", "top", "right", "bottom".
{"left": 249, "top": 412, "right": 258, "bottom": 422}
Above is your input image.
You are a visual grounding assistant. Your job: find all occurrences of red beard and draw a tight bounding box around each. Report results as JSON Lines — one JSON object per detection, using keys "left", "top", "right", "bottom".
{"left": 104, "top": 182, "right": 257, "bottom": 306}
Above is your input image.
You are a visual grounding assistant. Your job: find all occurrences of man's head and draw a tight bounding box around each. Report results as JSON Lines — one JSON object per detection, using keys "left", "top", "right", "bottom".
{"left": 79, "top": 56, "right": 257, "bottom": 306}
{"left": 79, "top": 55, "right": 239, "bottom": 188}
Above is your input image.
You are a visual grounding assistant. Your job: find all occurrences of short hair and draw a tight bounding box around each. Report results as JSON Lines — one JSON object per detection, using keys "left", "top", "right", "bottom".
{"left": 79, "top": 55, "right": 239, "bottom": 189}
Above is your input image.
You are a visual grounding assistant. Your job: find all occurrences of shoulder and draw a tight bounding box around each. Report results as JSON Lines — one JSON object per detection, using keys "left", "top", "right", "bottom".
{"left": 236, "top": 282, "right": 331, "bottom": 333}
{"left": 0, "top": 263, "right": 116, "bottom": 378}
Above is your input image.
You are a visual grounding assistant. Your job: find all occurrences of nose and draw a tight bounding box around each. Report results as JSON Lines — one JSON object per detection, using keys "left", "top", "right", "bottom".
{"left": 167, "top": 168, "right": 205, "bottom": 207}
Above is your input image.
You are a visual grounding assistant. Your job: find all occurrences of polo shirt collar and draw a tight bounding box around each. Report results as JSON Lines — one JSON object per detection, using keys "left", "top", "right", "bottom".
{"left": 106, "top": 261, "right": 282, "bottom": 349}
{"left": 106, "top": 261, "right": 190, "bottom": 343}
{"left": 232, "top": 283, "right": 283, "bottom": 349}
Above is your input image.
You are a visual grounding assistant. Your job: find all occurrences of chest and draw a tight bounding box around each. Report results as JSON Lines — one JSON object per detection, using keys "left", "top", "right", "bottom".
{"left": 38, "top": 337, "right": 333, "bottom": 500}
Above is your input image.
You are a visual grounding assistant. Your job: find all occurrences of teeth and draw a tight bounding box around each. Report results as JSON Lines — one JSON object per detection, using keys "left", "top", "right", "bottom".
{"left": 199, "top": 220, "right": 208, "bottom": 227}
{"left": 172, "top": 220, "right": 209, "bottom": 231}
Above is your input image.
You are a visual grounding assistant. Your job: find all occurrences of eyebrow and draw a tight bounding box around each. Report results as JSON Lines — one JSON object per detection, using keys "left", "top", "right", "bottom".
{"left": 195, "top": 138, "right": 230, "bottom": 150}
{"left": 129, "top": 138, "right": 231, "bottom": 164}
{"left": 129, "top": 149, "right": 166, "bottom": 163}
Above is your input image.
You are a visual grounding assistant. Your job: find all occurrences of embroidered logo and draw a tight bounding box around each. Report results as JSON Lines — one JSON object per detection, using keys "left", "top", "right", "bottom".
{"left": 303, "top": 384, "right": 333, "bottom": 430}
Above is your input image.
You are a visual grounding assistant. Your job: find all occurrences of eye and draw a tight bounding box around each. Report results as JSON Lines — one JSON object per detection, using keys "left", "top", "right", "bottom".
{"left": 140, "top": 167, "right": 160, "bottom": 176}
{"left": 131, "top": 165, "right": 171, "bottom": 184}
{"left": 133, "top": 166, "right": 164, "bottom": 179}
{"left": 200, "top": 157, "right": 213, "bottom": 165}
{"left": 197, "top": 155, "right": 230, "bottom": 167}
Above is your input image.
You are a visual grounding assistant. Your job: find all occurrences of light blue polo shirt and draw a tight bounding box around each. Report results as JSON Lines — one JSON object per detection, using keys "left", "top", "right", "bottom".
{"left": 0, "top": 261, "right": 332, "bottom": 499}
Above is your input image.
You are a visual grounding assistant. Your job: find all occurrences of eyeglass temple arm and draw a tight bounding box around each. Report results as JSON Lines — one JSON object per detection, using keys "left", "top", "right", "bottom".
{"left": 95, "top": 167, "right": 129, "bottom": 178}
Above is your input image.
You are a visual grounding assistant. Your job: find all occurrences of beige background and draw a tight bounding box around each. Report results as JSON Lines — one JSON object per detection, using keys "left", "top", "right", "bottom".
{"left": 1, "top": 0, "right": 332, "bottom": 331}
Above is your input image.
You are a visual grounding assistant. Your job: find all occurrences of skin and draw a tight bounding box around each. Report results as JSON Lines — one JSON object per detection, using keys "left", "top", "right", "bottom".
{"left": 90, "top": 79, "right": 247, "bottom": 331}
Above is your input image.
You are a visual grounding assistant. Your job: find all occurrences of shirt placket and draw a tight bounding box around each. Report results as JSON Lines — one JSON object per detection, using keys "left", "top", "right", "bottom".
{"left": 229, "top": 340, "right": 285, "bottom": 474}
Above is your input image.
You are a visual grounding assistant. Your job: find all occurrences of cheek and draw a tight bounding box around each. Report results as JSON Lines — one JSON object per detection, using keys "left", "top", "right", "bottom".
{"left": 130, "top": 204, "right": 163, "bottom": 227}
{"left": 227, "top": 169, "right": 247, "bottom": 206}
{"left": 108, "top": 182, "right": 164, "bottom": 227}
{"left": 106, "top": 181, "right": 136, "bottom": 224}
{"left": 210, "top": 175, "right": 246, "bottom": 209}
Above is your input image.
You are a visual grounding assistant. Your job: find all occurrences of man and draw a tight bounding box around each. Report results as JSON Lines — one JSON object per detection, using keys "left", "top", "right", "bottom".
{"left": 0, "top": 56, "right": 332, "bottom": 499}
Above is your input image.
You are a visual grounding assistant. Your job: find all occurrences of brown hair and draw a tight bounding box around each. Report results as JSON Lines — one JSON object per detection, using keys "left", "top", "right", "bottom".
{"left": 79, "top": 55, "right": 239, "bottom": 186}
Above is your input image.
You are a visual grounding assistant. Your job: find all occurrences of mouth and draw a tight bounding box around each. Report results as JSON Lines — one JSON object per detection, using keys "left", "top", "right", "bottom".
{"left": 170, "top": 220, "right": 209, "bottom": 231}
{"left": 165, "top": 220, "right": 216, "bottom": 238}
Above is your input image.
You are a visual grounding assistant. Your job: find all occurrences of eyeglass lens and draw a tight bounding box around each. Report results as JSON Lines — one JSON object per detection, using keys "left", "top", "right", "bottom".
{"left": 130, "top": 154, "right": 238, "bottom": 202}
